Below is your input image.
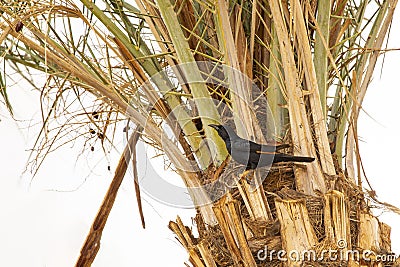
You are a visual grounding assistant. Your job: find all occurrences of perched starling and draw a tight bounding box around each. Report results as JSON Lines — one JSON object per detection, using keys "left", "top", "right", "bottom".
{"left": 209, "top": 124, "right": 314, "bottom": 170}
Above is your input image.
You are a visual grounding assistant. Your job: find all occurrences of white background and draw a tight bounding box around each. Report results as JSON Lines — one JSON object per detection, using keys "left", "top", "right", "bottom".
{"left": 1, "top": 11, "right": 400, "bottom": 267}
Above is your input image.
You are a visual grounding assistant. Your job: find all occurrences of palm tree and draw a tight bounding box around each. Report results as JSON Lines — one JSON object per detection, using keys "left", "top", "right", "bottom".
{"left": 1, "top": 0, "right": 399, "bottom": 266}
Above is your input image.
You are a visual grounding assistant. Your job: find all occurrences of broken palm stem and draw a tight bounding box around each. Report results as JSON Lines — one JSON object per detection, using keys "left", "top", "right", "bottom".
{"left": 75, "top": 125, "right": 143, "bottom": 267}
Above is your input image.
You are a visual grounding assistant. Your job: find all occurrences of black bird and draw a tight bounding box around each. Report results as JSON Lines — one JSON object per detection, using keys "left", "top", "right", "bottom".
{"left": 209, "top": 124, "right": 314, "bottom": 170}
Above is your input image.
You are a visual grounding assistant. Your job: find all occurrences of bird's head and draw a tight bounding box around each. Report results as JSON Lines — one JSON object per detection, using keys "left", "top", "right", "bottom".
{"left": 208, "top": 124, "right": 236, "bottom": 141}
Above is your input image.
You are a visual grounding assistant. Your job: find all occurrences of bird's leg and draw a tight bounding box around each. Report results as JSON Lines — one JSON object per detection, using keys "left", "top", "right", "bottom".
{"left": 239, "top": 169, "right": 250, "bottom": 179}
{"left": 240, "top": 169, "right": 254, "bottom": 181}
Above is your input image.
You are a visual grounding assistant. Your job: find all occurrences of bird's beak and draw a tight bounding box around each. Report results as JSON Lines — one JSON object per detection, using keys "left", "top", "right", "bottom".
{"left": 208, "top": 124, "right": 219, "bottom": 130}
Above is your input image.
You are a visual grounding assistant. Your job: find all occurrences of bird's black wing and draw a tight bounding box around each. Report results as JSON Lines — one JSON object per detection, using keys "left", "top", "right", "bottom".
{"left": 230, "top": 138, "right": 254, "bottom": 152}
{"left": 231, "top": 137, "right": 288, "bottom": 153}
{"left": 252, "top": 141, "right": 289, "bottom": 153}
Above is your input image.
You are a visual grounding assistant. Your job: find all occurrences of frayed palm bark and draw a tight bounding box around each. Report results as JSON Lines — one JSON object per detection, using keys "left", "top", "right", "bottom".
{"left": 275, "top": 196, "right": 317, "bottom": 266}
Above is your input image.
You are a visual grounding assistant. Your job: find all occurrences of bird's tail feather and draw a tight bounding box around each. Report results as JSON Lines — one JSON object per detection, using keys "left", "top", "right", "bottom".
{"left": 275, "top": 154, "right": 315, "bottom": 163}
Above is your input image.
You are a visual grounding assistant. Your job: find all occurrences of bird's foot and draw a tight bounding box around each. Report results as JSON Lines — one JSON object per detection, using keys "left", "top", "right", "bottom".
{"left": 240, "top": 169, "right": 255, "bottom": 183}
